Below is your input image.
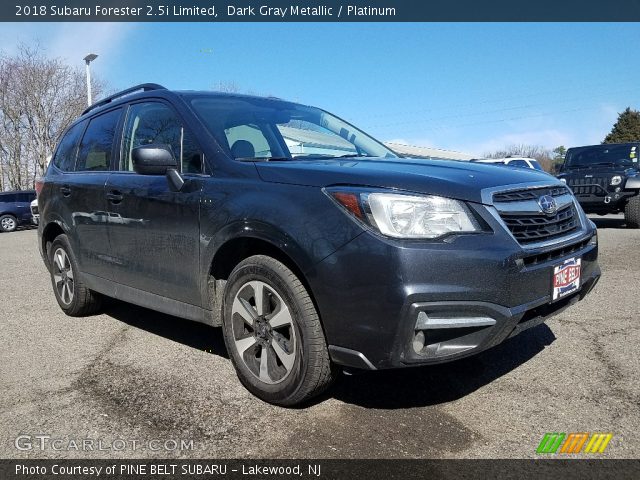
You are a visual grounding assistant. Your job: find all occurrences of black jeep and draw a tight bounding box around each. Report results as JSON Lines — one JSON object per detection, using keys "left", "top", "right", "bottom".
{"left": 557, "top": 143, "right": 640, "bottom": 227}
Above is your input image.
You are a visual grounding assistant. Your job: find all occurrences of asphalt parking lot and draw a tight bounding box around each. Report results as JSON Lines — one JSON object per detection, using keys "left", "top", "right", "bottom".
{"left": 0, "top": 216, "right": 638, "bottom": 459}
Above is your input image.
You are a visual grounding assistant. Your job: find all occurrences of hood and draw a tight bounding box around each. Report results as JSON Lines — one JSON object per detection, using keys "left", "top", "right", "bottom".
{"left": 255, "top": 157, "right": 559, "bottom": 204}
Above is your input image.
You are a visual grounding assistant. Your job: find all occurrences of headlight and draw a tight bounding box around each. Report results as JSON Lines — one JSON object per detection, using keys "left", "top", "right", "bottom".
{"left": 611, "top": 175, "right": 622, "bottom": 186}
{"left": 559, "top": 178, "right": 567, "bottom": 183}
{"left": 327, "top": 189, "right": 481, "bottom": 239}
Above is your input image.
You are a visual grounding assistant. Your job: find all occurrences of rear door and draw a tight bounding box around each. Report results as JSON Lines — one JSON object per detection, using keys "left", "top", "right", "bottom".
{"left": 104, "top": 100, "right": 205, "bottom": 306}
{"left": 57, "top": 108, "right": 123, "bottom": 277}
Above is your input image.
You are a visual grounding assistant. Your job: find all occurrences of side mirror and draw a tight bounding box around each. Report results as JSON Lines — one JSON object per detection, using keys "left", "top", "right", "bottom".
{"left": 132, "top": 144, "right": 185, "bottom": 191}
{"left": 132, "top": 144, "right": 177, "bottom": 175}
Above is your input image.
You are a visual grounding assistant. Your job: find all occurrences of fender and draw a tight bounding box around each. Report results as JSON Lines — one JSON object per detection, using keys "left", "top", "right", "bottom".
{"left": 625, "top": 176, "right": 640, "bottom": 190}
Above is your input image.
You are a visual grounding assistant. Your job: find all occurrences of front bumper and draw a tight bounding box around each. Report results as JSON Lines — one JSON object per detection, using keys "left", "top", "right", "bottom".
{"left": 310, "top": 205, "right": 600, "bottom": 370}
{"left": 573, "top": 191, "right": 635, "bottom": 212}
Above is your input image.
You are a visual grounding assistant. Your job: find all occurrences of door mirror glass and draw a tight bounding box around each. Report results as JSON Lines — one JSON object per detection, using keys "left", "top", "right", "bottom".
{"left": 131, "top": 144, "right": 178, "bottom": 175}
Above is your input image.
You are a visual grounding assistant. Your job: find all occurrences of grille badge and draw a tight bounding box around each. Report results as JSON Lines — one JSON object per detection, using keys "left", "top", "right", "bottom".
{"left": 538, "top": 195, "right": 558, "bottom": 216}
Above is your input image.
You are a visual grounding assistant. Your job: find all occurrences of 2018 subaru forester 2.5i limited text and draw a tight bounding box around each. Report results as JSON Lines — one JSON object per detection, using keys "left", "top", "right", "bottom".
{"left": 38, "top": 84, "right": 601, "bottom": 406}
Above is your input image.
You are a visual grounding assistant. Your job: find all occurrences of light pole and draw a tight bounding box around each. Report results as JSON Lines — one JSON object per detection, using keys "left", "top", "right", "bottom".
{"left": 83, "top": 53, "right": 98, "bottom": 106}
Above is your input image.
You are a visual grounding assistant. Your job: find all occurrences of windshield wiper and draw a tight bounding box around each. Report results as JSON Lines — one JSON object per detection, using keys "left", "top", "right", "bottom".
{"left": 235, "top": 156, "right": 293, "bottom": 162}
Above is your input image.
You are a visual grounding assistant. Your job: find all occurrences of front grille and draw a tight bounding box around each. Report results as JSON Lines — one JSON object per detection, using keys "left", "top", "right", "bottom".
{"left": 493, "top": 186, "right": 569, "bottom": 203}
{"left": 522, "top": 237, "right": 591, "bottom": 267}
{"left": 566, "top": 177, "right": 608, "bottom": 196}
{"left": 499, "top": 205, "right": 580, "bottom": 244}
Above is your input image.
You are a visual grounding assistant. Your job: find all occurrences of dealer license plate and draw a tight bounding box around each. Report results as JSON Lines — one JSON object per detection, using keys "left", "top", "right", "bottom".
{"left": 552, "top": 257, "right": 581, "bottom": 301}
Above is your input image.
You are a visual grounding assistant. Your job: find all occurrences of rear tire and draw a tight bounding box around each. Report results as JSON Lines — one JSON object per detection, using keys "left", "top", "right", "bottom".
{"left": 0, "top": 214, "right": 17, "bottom": 232}
{"left": 221, "top": 255, "right": 336, "bottom": 406}
{"left": 624, "top": 195, "right": 640, "bottom": 229}
{"left": 49, "top": 234, "right": 102, "bottom": 316}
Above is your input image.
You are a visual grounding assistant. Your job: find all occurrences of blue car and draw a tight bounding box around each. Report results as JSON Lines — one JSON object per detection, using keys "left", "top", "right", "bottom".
{"left": 0, "top": 190, "right": 37, "bottom": 232}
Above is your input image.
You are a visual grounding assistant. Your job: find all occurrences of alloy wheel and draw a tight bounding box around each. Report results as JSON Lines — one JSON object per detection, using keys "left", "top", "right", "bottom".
{"left": 52, "top": 248, "right": 74, "bottom": 305}
{"left": 1, "top": 217, "right": 16, "bottom": 231}
{"left": 231, "top": 280, "right": 297, "bottom": 385}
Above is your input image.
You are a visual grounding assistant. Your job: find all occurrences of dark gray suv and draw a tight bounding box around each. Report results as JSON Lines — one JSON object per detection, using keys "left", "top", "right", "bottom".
{"left": 38, "top": 84, "right": 601, "bottom": 405}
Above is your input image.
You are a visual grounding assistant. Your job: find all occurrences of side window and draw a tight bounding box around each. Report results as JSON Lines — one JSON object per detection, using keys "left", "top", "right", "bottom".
{"left": 1, "top": 194, "right": 16, "bottom": 203}
{"left": 53, "top": 121, "right": 86, "bottom": 172}
{"left": 122, "top": 102, "right": 203, "bottom": 174}
{"left": 224, "top": 124, "right": 273, "bottom": 159}
{"left": 508, "top": 159, "right": 529, "bottom": 168}
{"left": 76, "top": 109, "right": 122, "bottom": 172}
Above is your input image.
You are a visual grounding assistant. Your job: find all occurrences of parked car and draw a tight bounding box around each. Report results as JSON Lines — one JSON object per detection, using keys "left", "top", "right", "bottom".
{"left": 30, "top": 198, "right": 39, "bottom": 225}
{"left": 0, "top": 190, "right": 36, "bottom": 232}
{"left": 37, "top": 84, "right": 601, "bottom": 406}
{"left": 472, "top": 157, "right": 544, "bottom": 171}
{"left": 557, "top": 143, "right": 640, "bottom": 228}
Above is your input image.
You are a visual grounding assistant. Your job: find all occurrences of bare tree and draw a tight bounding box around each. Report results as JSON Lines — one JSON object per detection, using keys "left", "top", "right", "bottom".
{"left": 0, "top": 44, "right": 106, "bottom": 190}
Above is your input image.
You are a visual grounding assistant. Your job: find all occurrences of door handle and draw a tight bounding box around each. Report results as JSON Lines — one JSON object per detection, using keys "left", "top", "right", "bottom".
{"left": 106, "top": 190, "right": 123, "bottom": 204}
{"left": 60, "top": 185, "right": 71, "bottom": 197}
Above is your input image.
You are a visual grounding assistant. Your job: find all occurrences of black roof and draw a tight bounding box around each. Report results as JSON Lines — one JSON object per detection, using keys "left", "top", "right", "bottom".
{"left": 78, "top": 83, "right": 299, "bottom": 123}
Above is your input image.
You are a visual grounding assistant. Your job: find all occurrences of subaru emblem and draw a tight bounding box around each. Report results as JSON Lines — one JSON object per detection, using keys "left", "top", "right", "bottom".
{"left": 538, "top": 195, "right": 558, "bottom": 216}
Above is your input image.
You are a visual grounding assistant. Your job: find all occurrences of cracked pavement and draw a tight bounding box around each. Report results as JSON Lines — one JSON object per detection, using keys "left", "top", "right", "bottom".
{"left": 0, "top": 215, "right": 638, "bottom": 459}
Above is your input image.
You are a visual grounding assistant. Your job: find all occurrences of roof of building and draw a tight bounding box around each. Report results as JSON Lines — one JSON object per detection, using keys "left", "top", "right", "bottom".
{"left": 383, "top": 142, "right": 475, "bottom": 161}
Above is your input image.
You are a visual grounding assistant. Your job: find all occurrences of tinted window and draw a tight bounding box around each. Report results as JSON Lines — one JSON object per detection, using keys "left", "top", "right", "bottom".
{"left": 565, "top": 144, "right": 639, "bottom": 169}
{"left": 507, "top": 160, "right": 529, "bottom": 168}
{"left": 0, "top": 193, "right": 17, "bottom": 203}
{"left": 76, "top": 109, "right": 122, "bottom": 172}
{"left": 529, "top": 160, "right": 544, "bottom": 171}
{"left": 53, "top": 121, "right": 86, "bottom": 172}
{"left": 122, "top": 102, "right": 203, "bottom": 174}
{"left": 17, "top": 193, "right": 35, "bottom": 202}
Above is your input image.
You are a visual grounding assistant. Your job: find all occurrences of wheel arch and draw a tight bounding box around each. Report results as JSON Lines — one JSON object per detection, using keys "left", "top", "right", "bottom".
{"left": 41, "top": 221, "right": 66, "bottom": 268}
{"left": 205, "top": 231, "right": 319, "bottom": 327}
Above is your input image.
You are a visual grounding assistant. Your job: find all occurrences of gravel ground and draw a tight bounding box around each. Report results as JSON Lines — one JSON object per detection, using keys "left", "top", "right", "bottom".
{"left": 0, "top": 216, "right": 638, "bottom": 459}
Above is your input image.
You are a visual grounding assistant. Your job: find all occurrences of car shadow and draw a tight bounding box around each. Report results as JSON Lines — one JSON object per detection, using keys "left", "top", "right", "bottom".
{"left": 320, "top": 324, "right": 556, "bottom": 409}
{"left": 102, "top": 298, "right": 229, "bottom": 359}
{"left": 101, "top": 298, "right": 555, "bottom": 409}
{"left": 588, "top": 215, "right": 627, "bottom": 229}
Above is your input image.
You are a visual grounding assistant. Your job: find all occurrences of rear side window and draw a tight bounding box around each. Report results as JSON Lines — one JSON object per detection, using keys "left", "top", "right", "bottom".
{"left": 0, "top": 194, "right": 17, "bottom": 203}
{"left": 76, "top": 109, "right": 122, "bottom": 172}
{"left": 122, "top": 102, "right": 203, "bottom": 174}
{"left": 17, "top": 193, "right": 34, "bottom": 202}
{"left": 53, "top": 121, "right": 86, "bottom": 172}
{"left": 507, "top": 159, "right": 529, "bottom": 168}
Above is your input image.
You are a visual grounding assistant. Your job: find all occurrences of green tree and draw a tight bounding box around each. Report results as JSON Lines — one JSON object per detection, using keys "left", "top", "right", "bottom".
{"left": 603, "top": 107, "right": 640, "bottom": 144}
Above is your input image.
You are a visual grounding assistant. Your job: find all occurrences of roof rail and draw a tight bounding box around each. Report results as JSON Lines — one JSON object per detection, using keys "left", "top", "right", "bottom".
{"left": 82, "top": 83, "right": 167, "bottom": 115}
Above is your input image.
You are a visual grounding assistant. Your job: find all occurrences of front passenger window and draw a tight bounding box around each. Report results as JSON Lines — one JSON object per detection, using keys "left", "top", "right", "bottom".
{"left": 122, "top": 102, "right": 203, "bottom": 174}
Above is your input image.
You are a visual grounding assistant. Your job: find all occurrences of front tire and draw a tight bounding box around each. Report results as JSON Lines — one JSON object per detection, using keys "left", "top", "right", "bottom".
{"left": 0, "top": 214, "right": 17, "bottom": 232}
{"left": 624, "top": 195, "right": 640, "bottom": 229}
{"left": 222, "top": 255, "right": 336, "bottom": 406}
{"left": 49, "top": 234, "right": 102, "bottom": 316}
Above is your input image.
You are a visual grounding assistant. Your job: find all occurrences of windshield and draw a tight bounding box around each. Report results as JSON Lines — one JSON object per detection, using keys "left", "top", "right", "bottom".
{"left": 564, "top": 144, "right": 639, "bottom": 169}
{"left": 190, "top": 96, "right": 398, "bottom": 161}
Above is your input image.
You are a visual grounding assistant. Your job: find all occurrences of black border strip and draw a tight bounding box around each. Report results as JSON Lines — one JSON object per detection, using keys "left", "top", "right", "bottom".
{"left": 4, "top": 0, "right": 640, "bottom": 22}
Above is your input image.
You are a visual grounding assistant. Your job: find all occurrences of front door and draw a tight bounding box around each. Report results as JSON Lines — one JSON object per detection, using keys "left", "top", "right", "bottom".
{"left": 104, "top": 101, "right": 205, "bottom": 306}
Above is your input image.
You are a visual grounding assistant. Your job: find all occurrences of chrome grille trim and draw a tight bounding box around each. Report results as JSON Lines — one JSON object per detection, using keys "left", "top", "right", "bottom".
{"left": 481, "top": 182, "right": 588, "bottom": 249}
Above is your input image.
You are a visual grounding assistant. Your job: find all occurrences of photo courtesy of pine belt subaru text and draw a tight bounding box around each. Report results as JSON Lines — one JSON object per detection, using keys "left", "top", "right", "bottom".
{"left": 37, "top": 84, "right": 601, "bottom": 406}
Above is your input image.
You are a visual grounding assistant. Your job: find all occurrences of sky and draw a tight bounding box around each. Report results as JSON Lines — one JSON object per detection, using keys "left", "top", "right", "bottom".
{"left": 1, "top": 22, "right": 639, "bottom": 156}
